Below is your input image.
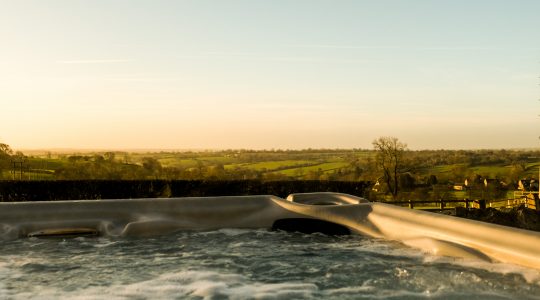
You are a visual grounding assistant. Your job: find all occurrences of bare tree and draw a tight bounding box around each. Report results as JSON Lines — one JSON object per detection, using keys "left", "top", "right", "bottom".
{"left": 372, "top": 136, "right": 408, "bottom": 199}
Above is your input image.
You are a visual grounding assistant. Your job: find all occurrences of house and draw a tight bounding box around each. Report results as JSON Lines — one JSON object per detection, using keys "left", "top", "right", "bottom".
{"left": 459, "top": 177, "right": 507, "bottom": 192}
{"left": 464, "top": 176, "right": 485, "bottom": 188}
{"left": 483, "top": 178, "right": 505, "bottom": 189}
{"left": 460, "top": 178, "right": 477, "bottom": 189}
{"left": 518, "top": 179, "right": 539, "bottom": 192}
{"left": 372, "top": 179, "right": 381, "bottom": 192}
{"left": 453, "top": 184, "right": 465, "bottom": 191}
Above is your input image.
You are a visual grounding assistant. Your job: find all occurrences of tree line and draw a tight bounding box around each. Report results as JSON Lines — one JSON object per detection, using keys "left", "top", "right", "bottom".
{"left": 1, "top": 140, "right": 539, "bottom": 201}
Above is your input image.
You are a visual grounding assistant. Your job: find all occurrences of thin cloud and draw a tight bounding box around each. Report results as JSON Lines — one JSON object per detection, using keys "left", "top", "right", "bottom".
{"left": 178, "top": 52, "right": 375, "bottom": 64}
{"left": 291, "top": 45, "right": 398, "bottom": 50}
{"left": 104, "top": 77, "right": 185, "bottom": 82}
{"left": 57, "top": 59, "right": 131, "bottom": 64}
{"left": 290, "top": 44, "right": 540, "bottom": 51}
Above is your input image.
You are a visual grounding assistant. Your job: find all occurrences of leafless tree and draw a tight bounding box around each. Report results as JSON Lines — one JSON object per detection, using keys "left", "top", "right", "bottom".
{"left": 372, "top": 136, "right": 408, "bottom": 199}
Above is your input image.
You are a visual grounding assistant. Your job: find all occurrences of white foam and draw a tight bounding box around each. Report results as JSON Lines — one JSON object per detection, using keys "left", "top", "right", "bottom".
{"left": 93, "top": 240, "right": 120, "bottom": 248}
{"left": 0, "top": 224, "right": 18, "bottom": 240}
{"left": 338, "top": 236, "right": 540, "bottom": 286}
{"left": 423, "top": 255, "right": 540, "bottom": 285}
{"left": 324, "top": 280, "right": 445, "bottom": 299}
{"left": 324, "top": 282, "right": 376, "bottom": 294}
{"left": 0, "top": 261, "right": 8, "bottom": 299}
{"left": 0, "top": 256, "right": 32, "bottom": 299}
{"left": 5, "top": 270, "right": 318, "bottom": 300}
{"left": 194, "top": 228, "right": 272, "bottom": 237}
{"left": 216, "top": 228, "right": 259, "bottom": 236}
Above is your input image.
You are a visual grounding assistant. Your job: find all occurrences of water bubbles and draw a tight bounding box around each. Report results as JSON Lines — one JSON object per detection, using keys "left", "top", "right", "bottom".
{"left": 0, "top": 230, "right": 539, "bottom": 299}
{"left": 395, "top": 267, "right": 410, "bottom": 278}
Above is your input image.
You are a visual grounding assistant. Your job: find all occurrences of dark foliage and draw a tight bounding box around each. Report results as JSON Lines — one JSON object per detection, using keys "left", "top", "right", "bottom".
{"left": 0, "top": 180, "right": 370, "bottom": 202}
{"left": 455, "top": 205, "right": 540, "bottom": 231}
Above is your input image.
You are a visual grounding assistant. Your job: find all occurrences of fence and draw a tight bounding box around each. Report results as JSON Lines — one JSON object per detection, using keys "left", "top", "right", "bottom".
{"left": 381, "top": 199, "right": 486, "bottom": 211}
{"left": 386, "top": 197, "right": 539, "bottom": 211}
{"left": 489, "top": 193, "right": 538, "bottom": 210}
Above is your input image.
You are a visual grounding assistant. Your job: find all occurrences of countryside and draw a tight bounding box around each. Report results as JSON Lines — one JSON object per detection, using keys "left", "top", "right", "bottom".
{"left": 1, "top": 140, "right": 538, "bottom": 206}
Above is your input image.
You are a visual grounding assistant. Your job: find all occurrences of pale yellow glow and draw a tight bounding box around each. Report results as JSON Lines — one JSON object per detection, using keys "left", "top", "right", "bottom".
{"left": 1, "top": 1, "right": 539, "bottom": 150}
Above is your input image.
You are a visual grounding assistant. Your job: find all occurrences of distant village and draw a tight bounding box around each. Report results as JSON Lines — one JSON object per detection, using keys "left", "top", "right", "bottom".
{"left": 372, "top": 176, "right": 539, "bottom": 209}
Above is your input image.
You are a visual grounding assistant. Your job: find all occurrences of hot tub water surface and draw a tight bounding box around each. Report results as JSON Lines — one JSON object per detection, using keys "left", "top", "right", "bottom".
{"left": 1, "top": 229, "right": 539, "bottom": 299}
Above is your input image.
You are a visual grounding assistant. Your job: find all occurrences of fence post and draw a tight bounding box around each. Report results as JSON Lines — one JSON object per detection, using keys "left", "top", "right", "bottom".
{"left": 479, "top": 199, "right": 486, "bottom": 210}
{"left": 439, "top": 198, "right": 444, "bottom": 210}
{"left": 408, "top": 200, "right": 414, "bottom": 209}
{"left": 465, "top": 198, "right": 469, "bottom": 209}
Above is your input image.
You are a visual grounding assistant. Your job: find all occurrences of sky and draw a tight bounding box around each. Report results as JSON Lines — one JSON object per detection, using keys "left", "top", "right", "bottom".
{"left": 1, "top": 0, "right": 539, "bottom": 150}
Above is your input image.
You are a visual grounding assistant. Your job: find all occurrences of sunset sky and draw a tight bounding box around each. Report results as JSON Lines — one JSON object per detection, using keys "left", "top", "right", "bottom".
{"left": 1, "top": 0, "right": 539, "bottom": 150}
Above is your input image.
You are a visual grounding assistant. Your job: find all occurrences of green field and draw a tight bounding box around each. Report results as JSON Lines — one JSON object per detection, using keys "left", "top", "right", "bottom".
{"left": 272, "top": 162, "right": 350, "bottom": 178}
{"left": 231, "top": 160, "right": 316, "bottom": 171}
{"left": 123, "top": 150, "right": 362, "bottom": 178}
{"left": 4, "top": 149, "right": 539, "bottom": 196}
{"left": 469, "top": 165, "right": 510, "bottom": 177}
{"left": 157, "top": 158, "right": 201, "bottom": 168}
{"left": 424, "top": 163, "right": 539, "bottom": 180}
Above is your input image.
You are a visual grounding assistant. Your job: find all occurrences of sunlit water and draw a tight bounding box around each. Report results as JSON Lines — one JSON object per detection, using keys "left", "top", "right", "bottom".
{"left": 1, "top": 229, "right": 540, "bottom": 299}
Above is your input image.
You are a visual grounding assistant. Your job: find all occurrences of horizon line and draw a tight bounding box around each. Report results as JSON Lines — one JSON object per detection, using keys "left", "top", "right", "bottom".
{"left": 17, "top": 146, "right": 540, "bottom": 154}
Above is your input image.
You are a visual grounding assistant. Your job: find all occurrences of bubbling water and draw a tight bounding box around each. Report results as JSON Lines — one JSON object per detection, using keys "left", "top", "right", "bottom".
{"left": 1, "top": 230, "right": 539, "bottom": 299}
